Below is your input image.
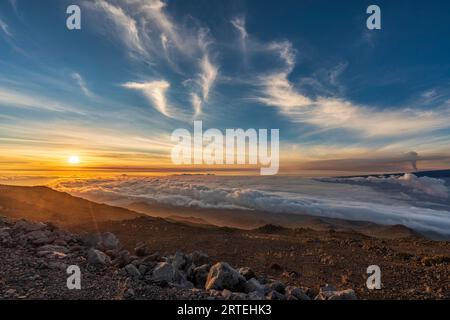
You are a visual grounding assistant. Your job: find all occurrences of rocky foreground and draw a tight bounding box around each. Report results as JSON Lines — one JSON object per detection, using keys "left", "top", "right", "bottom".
{"left": 0, "top": 215, "right": 356, "bottom": 300}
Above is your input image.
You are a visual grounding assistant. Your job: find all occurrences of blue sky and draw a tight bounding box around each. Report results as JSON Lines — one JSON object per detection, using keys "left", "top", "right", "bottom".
{"left": 1, "top": 0, "right": 450, "bottom": 173}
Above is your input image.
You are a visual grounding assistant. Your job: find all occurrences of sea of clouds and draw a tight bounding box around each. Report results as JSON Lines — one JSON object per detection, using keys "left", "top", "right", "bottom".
{"left": 50, "top": 174, "right": 450, "bottom": 236}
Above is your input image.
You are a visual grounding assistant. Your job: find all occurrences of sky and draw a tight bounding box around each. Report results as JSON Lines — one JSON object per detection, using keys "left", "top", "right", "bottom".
{"left": 1, "top": 0, "right": 450, "bottom": 176}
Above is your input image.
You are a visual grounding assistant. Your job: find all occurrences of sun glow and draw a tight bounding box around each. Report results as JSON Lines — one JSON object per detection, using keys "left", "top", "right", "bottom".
{"left": 68, "top": 155, "right": 80, "bottom": 164}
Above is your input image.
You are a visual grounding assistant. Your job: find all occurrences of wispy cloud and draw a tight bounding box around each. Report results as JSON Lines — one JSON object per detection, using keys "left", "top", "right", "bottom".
{"left": 0, "top": 87, "right": 85, "bottom": 114}
{"left": 122, "top": 80, "right": 172, "bottom": 117}
{"left": 86, "top": 0, "right": 220, "bottom": 118}
{"left": 0, "top": 19, "right": 13, "bottom": 38}
{"left": 231, "top": 16, "right": 248, "bottom": 44}
{"left": 199, "top": 55, "right": 218, "bottom": 102}
{"left": 259, "top": 74, "right": 450, "bottom": 138}
{"left": 86, "top": 0, "right": 145, "bottom": 56}
{"left": 255, "top": 38, "right": 450, "bottom": 138}
{"left": 191, "top": 93, "right": 202, "bottom": 117}
{"left": 71, "top": 72, "right": 94, "bottom": 98}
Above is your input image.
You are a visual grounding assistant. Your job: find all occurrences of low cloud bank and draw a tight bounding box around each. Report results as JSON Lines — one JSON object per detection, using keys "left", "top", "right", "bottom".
{"left": 322, "top": 173, "right": 449, "bottom": 199}
{"left": 50, "top": 175, "right": 450, "bottom": 236}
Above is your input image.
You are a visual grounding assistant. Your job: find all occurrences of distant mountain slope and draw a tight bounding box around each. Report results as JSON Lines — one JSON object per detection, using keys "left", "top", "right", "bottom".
{"left": 0, "top": 185, "right": 142, "bottom": 228}
{"left": 339, "top": 169, "right": 450, "bottom": 179}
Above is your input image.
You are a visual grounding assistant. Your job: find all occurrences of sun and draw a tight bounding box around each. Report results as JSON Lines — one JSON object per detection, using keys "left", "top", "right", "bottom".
{"left": 68, "top": 155, "right": 80, "bottom": 165}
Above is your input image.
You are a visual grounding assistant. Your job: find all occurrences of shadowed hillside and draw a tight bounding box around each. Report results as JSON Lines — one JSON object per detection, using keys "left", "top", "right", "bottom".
{"left": 0, "top": 185, "right": 141, "bottom": 228}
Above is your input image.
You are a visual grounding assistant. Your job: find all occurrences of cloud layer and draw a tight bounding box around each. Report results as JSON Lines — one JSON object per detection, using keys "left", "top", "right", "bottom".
{"left": 51, "top": 174, "right": 450, "bottom": 236}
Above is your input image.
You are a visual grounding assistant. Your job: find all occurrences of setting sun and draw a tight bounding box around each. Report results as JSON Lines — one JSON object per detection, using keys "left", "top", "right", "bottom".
{"left": 68, "top": 155, "right": 80, "bottom": 165}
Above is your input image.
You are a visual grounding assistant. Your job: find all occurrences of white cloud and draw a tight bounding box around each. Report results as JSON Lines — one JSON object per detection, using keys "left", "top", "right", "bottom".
{"left": 258, "top": 72, "right": 312, "bottom": 108}
{"left": 50, "top": 175, "right": 450, "bottom": 236}
{"left": 199, "top": 55, "right": 218, "bottom": 102}
{"left": 86, "top": 0, "right": 220, "bottom": 118}
{"left": 0, "top": 19, "right": 12, "bottom": 38}
{"left": 191, "top": 93, "right": 202, "bottom": 117}
{"left": 267, "top": 41, "right": 296, "bottom": 71}
{"left": 231, "top": 16, "right": 248, "bottom": 42}
{"left": 71, "top": 72, "right": 93, "bottom": 98}
{"left": 122, "top": 80, "right": 171, "bottom": 117}
{"left": 256, "top": 40, "right": 450, "bottom": 138}
{"left": 87, "top": 0, "right": 145, "bottom": 56}
{"left": 324, "top": 173, "right": 449, "bottom": 199}
{"left": 0, "top": 87, "right": 85, "bottom": 114}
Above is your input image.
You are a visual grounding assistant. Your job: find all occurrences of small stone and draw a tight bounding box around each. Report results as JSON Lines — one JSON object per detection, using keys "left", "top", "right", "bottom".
{"left": 248, "top": 291, "right": 265, "bottom": 300}
{"left": 285, "top": 286, "right": 310, "bottom": 300}
{"left": 37, "top": 244, "right": 69, "bottom": 254}
{"left": 125, "top": 264, "right": 141, "bottom": 278}
{"left": 315, "top": 286, "right": 357, "bottom": 300}
{"left": 79, "top": 233, "right": 101, "bottom": 248}
{"left": 230, "top": 292, "right": 248, "bottom": 300}
{"left": 141, "top": 252, "right": 160, "bottom": 264}
{"left": 221, "top": 289, "right": 233, "bottom": 300}
{"left": 124, "top": 288, "right": 135, "bottom": 299}
{"left": 53, "top": 239, "right": 68, "bottom": 246}
{"left": 87, "top": 248, "right": 111, "bottom": 266}
{"left": 266, "top": 290, "right": 285, "bottom": 300}
{"left": 244, "top": 278, "right": 265, "bottom": 294}
{"left": 5, "top": 289, "right": 17, "bottom": 297}
{"left": 269, "top": 281, "right": 285, "bottom": 294}
{"left": 134, "top": 243, "right": 151, "bottom": 257}
{"left": 188, "top": 251, "right": 209, "bottom": 266}
{"left": 113, "top": 250, "right": 131, "bottom": 268}
{"left": 138, "top": 264, "right": 147, "bottom": 275}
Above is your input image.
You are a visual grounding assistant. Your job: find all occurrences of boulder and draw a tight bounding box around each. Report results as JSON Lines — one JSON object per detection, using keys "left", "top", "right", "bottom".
{"left": 238, "top": 267, "right": 256, "bottom": 280}
{"left": 141, "top": 252, "right": 160, "bottom": 264}
{"left": 134, "top": 243, "right": 151, "bottom": 257}
{"left": 244, "top": 278, "right": 266, "bottom": 294}
{"left": 192, "top": 264, "right": 210, "bottom": 288}
{"left": 170, "top": 251, "right": 192, "bottom": 271}
{"left": 138, "top": 264, "right": 147, "bottom": 275}
{"left": 101, "top": 232, "right": 120, "bottom": 250}
{"left": 113, "top": 250, "right": 131, "bottom": 268}
{"left": 266, "top": 290, "right": 285, "bottom": 300}
{"left": 87, "top": 248, "right": 111, "bottom": 266}
{"left": 152, "top": 262, "right": 177, "bottom": 283}
{"left": 124, "top": 264, "right": 141, "bottom": 278}
{"left": 79, "top": 233, "right": 101, "bottom": 248}
{"left": 188, "top": 251, "right": 210, "bottom": 266}
{"left": 205, "top": 262, "right": 246, "bottom": 291}
{"left": 149, "top": 261, "right": 191, "bottom": 287}
{"left": 269, "top": 281, "right": 285, "bottom": 294}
